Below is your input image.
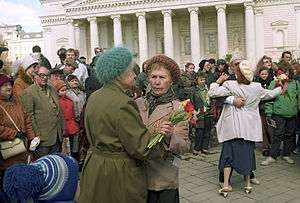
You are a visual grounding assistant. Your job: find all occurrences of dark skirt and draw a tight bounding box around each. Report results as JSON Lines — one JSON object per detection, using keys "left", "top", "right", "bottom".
{"left": 219, "top": 138, "right": 256, "bottom": 176}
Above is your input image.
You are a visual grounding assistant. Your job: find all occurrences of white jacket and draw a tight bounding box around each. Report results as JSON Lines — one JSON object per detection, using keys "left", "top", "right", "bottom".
{"left": 208, "top": 81, "right": 282, "bottom": 143}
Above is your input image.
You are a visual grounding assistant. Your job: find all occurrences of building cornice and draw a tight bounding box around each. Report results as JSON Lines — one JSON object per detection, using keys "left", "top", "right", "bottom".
{"left": 254, "top": 0, "right": 300, "bottom": 7}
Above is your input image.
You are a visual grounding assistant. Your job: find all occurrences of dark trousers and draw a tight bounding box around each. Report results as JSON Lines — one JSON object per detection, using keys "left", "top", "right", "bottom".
{"left": 261, "top": 115, "right": 274, "bottom": 151}
{"left": 194, "top": 119, "right": 211, "bottom": 151}
{"left": 269, "top": 115, "right": 296, "bottom": 159}
{"left": 219, "top": 171, "right": 255, "bottom": 183}
{"left": 147, "top": 189, "right": 179, "bottom": 203}
{"left": 35, "top": 136, "right": 61, "bottom": 158}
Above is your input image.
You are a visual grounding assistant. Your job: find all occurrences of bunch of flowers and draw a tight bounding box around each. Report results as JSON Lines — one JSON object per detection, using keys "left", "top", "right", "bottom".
{"left": 147, "top": 100, "right": 199, "bottom": 149}
{"left": 274, "top": 70, "right": 291, "bottom": 102}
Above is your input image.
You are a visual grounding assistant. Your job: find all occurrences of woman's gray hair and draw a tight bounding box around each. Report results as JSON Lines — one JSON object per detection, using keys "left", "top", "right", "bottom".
{"left": 230, "top": 53, "right": 244, "bottom": 67}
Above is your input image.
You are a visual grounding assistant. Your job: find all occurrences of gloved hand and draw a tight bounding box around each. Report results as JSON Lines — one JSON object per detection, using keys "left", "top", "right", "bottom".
{"left": 16, "top": 132, "right": 27, "bottom": 139}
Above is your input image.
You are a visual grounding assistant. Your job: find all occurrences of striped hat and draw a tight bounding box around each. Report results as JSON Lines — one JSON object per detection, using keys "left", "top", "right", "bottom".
{"left": 53, "top": 80, "right": 67, "bottom": 92}
{"left": 3, "top": 153, "right": 79, "bottom": 202}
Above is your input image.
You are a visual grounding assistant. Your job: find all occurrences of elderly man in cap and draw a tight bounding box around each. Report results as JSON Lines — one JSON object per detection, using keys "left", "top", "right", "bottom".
{"left": 13, "top": 56, "right": 39, "bottom": 101}
{"left": 21, "top": 65, "right": 66, "bottom": 157}
{"left": 50, "top": 68, "right": 64, "bottom": 84}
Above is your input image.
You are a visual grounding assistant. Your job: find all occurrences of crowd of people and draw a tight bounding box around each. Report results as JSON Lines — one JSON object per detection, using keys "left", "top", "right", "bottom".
{"left": 0, "top": 44, "right": 299, "bottom": 202}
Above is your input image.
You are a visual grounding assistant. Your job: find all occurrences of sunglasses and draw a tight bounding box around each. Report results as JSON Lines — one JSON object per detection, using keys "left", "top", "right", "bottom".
{"left": 234, "top": 62, "right": 240, "bottom": 66}
{"left": 263, "top": 60, "right": 272, "bottom": 63}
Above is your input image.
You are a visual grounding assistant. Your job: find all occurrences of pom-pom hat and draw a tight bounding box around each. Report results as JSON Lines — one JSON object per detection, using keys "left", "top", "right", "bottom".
{"left": 53, "top": 80, "right": 67, "bottom": 92}
{"left": 146, "top": 55, "right": 181, "bottom": 84}
{"left": 239, "top": 60, "right": 254, "bottom": 82}
{"left": 3, "top": 153, "right": 79, "bottom": 202}
{"left": 96, "top": 46, "right": 133, "bottom": 83}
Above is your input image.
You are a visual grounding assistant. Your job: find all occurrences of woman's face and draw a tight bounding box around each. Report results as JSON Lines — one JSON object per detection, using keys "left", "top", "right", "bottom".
{"left": 26, "top": 65, "right": 36, "bottom": 77}
{"left": 187, "top": 65, "right": 195, "bottom": 74}
{"left": 118, "top": 65, "right": 136, "bottom": 91}
{"left": 69, "top": 78, "right": 79, "bottom": 88}
{"left": 218, "top": 64, "right": 225, "bottom": 72}
{"left": 203, "top": 62, "right": 211, "bottom": 72}
{"left": 149, "top": 67, "right": 173, "bottom": 96}
{"left": 259, "top": 70, "right": 269, "bottom": 80}
{"left": 263, "top": 59, "right": 272, "bottom": 69}
{"left": 0, "top": 82, "right": 12, "bottom": 98}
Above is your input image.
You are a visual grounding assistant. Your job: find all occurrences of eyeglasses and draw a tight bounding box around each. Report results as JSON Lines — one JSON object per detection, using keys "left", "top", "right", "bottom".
{"left": 234, "top": 62, "right": 240, "bottom": 66}
{"left": 263, "top": 60, "right": 272, "bottom": 64}
{"left": 38, "top": 73, "right": 50, "bottom": 79}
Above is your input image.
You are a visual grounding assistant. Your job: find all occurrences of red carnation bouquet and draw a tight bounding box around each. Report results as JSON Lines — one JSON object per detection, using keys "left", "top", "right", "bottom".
{"left": 274, "top": 70, "right": 291, "bottom": 102}
{"left": 147, "top": 100, "right": 199, "bottom": 149}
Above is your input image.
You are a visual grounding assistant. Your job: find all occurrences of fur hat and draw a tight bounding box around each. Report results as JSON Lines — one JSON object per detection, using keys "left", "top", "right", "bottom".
{"left": 3, "top": 153, "right": 79, "bottom": 202}
{"left": 53, "top": 80, "right": 67, "bottom": 92}
{"left": 239, "top": 60, "right": 254, "bottom": 82}
{"left": 66, "top": 58, "right": 78, "bottom": 69}
{"left": 96, "top": 46, "right": 133, "bottom": 83}
{"left": 22, "top": 56, "right": 38, "bottom": 71}
{"left": 146, "top": 55, "right": 180, "bottom": 84}
{"left": 0, "top": 74, "right": 13, "bottom": 87}
{"left": 50, "top": 68, "right": 63, "bottom": 75}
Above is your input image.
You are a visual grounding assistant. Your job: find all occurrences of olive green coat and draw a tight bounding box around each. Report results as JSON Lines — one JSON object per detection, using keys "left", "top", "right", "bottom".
{"left": 79, "top": 82, "right": 165, "bottom": 203}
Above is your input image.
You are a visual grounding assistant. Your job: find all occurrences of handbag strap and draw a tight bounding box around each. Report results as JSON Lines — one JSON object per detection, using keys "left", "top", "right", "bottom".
{"left": 0, "top": 104, "right": 20, "bottom": 132}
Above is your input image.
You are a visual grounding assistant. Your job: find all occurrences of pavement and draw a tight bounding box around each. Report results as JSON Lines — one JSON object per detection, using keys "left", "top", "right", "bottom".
{"left": 179, "top": 142, "right": 300, "bottom": 203}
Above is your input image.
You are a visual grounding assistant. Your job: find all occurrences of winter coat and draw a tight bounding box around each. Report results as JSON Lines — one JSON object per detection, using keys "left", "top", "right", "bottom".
{"left": 136, "top": 98, "right": 190, "bottom": 190}
{"left": 59, "top": 96, "right": 79, "bottom": 136}
{"left": 79, "top": 82, "right": 166, "bottom": 203}
{"left": 66, "top": 88, "right": 86, "bottom": 122}
{"left": 208, "top": 81, "right": 282, "bottom": 143}
{"left": 21, "top": 84, "right": 66, "bottom": 147}
{"left": 265, "top": 79, "right": 300, "bottom": 118}
{"left": 0, "top": 95, "right": 35, "bottom": 170}
{"left": 12, "top": 67, "right": 33, "bottom": 101}
{"left": 84, "top": 75, "right": 102, "bottom": 100}
{"left": 181, "top": 72, "right": 197, "bottom": 88}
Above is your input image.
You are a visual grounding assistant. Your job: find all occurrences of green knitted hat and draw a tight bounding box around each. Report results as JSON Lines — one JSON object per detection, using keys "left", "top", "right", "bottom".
{"left": 96, "top": 46, "right": 133, "bottom": 83}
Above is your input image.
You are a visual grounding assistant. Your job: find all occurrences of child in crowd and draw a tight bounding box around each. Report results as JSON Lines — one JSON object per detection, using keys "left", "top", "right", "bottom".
{"left": 189, "top": 72, "right": 212, "bottom": 155}
{"left": 66, "top": 75, "right": 86, "bottom": 160}
{"left": 254, "top": 67, "right": 274, "bottom": 156}
{"left": 54, "top": 80, "right": 79, "bottom": 158}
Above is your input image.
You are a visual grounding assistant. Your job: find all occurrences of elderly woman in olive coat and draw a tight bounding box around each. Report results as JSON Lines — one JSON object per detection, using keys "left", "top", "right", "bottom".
{"left": 79, "top": 47, "right": 174, "bottom": 203}
{"left": 136, "top": 55, "right": 190, "bottom": 203}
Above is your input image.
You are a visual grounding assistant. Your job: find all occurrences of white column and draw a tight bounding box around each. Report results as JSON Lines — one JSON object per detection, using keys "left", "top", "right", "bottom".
{"left": 162, "top": 10, "right": 174, "bottom": 59}
{"left": 79, "top": 23, "right": 87, "bottom": 59}
{"left": 254, "top": 9, "right": 264, "bottom": 61}
{"left": 188, "top": 7, "right": 201, "bottom": 67}
{"left": 74, "top": 23, "right": 80, "bottom": 50}
{"left": 67, "top": 19, "right": 75, "bottom": 48}
{"left": 43, "top": 27, "right": 52, "bottom": 64}
{"left": 136, "top": 12, "right": 148, "bottom": 66}
{"left": 244, "top": 3, "right": 256, "bottom": 65}
{"left": 295, "top": 6, "right": 300, "bottom": 52}
{"left": 100, "top": 21, "right": 109, "bottom": 48}
{"left": 215, "top": 4, "right": 228, "bottom": 59}
{"left": 111, "top": 15, "right": 123, "bottom": 46}
{"left": 88, "top": 17, "right": 99, "bottom": 57}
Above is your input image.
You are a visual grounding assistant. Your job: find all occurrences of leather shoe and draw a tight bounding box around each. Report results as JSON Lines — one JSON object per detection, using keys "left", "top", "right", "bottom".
{"left": 250, "top": 178, "right": 260, "bottom": 185}
{"left": 218, "top": 182, "right": 232, "bottom": 191}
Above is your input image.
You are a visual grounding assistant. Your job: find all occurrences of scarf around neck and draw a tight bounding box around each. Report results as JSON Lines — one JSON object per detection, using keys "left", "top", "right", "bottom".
{"left": 146, "top": 88, "right": 175, "bottom": 117}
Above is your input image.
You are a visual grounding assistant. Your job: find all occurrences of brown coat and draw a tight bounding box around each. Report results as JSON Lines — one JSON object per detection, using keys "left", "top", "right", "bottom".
{"left": 79, "top": 82, "right": 165, "bottom": 203}
{"left": 136, "top": 98, "right": 191, "bottom": 190}
{"left": 0, "top": 95, "right": 35, "bottom": 170}
{"left": 21, "top": 84, "right": 66, "bottom": 146}
{"left": 13, "top": 67, "right": 33, "bottom": 101}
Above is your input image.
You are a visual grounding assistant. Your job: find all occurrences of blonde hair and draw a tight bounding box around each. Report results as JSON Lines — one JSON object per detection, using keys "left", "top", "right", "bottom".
{"left": 254, "top": 55, "right": 278, "bottom": 77}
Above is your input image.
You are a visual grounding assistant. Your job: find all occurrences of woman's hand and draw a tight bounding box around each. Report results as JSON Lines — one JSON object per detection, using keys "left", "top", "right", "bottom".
{"left": 173, "top": 125, "right": 189, "bottom": 140}
{"left": 281, "top": 84, "right": 288, "bottom": 95}
{"left": 216, "top": 73, "right": 229, "bottom": 84}
{"left": 159, "top": 121, "right": 174, "bottom": 144}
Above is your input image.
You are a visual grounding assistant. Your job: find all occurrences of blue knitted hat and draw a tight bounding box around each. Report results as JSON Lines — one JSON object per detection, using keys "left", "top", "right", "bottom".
{"left": 96, "top": 46, "right": 133, "bottom": 83}
{"left": 3, "top": 153, "right": 79, "bottom": 202}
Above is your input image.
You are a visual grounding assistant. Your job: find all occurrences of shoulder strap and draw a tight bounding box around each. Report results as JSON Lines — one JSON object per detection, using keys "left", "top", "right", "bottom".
{"left": 0, "top": 104, "right": 20, "bottom": 132}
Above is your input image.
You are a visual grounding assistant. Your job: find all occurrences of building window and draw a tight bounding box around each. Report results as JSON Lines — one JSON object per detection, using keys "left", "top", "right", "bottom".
{"left": 185, "top": 36, "right": 191, "bottom": 55}
{"left": 209, "top": 34, "right": 216, "bottom": 53}
{"left": 275, "top": 30, "right": 284, "bottom": 47}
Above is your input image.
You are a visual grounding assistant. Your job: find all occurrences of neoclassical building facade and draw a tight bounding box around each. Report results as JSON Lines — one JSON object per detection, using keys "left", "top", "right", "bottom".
{"left": 40, "top": 0, "right": 300, "bottom": 69}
